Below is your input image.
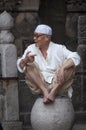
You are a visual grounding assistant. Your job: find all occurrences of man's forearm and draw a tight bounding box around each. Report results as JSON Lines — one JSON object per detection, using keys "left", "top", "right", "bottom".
{"left": 62, "top": 59, "right": 75, "bottom": 71}
{"left": 19, "top": 59, "right": 26, "bottom": 69}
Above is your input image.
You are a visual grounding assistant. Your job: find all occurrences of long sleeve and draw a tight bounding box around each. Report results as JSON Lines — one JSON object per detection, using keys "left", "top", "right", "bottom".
{"left": 63, "top": 45, "right": 80, "bottom": 66}
{"left": 17, "top": 47, "right": 29, "bottom": 73}
{"left": 17, "top": 58, "right": 26, "bottom": 73}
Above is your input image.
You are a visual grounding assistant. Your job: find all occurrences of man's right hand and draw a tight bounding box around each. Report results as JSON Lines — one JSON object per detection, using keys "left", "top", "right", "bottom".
{"left": 24, "top": 51, "right": 36, "bottom": 64}
{"left": 20, "top": 51, "right": 36, "bottom": 68}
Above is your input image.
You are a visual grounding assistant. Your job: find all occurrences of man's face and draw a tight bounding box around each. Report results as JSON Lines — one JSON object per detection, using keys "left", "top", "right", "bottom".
{"left": 33, "top": 32, "right": 49, "bottom": 48}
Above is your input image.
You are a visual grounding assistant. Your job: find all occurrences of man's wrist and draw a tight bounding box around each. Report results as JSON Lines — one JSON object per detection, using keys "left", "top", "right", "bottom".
{"left": 26, "top": 61, "right": 34, "bottom": 66}
{"left": 20, "top": 59, "right": 27, "bottom": 68}
{"left": 21, "top": 59, "right": 34, "bottom": 67}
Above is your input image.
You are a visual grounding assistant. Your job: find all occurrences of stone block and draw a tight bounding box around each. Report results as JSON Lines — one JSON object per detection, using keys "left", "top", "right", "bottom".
{"left": 66, "top": 0, "right": 86, "bottom": 12}
{"left": 0, "top": 95, "right": 4, "bottom": 122}
{"left": 18, "top": 0, "right": 40, "bottom": 11}
{"left": 0, "top": 30, "right": 14, "bottom": 44}
{"left": 77, "top": 44, "right": 86, "bottom": 66}
{"left": 0, "top": 44, "right": 17, "bottom": 77}
{"left": 78, "top": 38, "right": 86, "bottom": 45}
{"left": 0, "top": 11, "right": 14, "bottom": 30}
{"left": 2, "top": 121, "right": 22, "bottom": 130}
{"left": 3, "top": 80, "right": 19, "bottom": 121}
{"left": 78, "top": 15, "right": 86, "bottom": 38}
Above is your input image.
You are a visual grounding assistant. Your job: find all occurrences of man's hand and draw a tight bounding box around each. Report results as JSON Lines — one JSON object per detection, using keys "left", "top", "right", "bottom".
{"left": 19, "top": 51, "right": 36, "bottom": 68}
{"left": 24, "top": 51, "right": 37, "bottom": 64}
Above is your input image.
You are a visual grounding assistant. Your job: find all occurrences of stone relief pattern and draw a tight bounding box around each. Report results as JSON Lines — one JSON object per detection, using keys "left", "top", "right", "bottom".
{"left": 0, "top": 0, "right": 22, "bottom": 10}
{"left": 65, "top": 0, "right": 86, "bottom": 11}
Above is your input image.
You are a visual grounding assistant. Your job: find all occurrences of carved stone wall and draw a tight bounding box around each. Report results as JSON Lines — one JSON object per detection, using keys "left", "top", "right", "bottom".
{"left": 65, "top": 0, "right": 86, "bottom": 12}
{"left": 65, "top": 0, "right": 86, "bottom": 51}
{"left": 0, "top": 0, "right": 22, "bottom": 10}
{"left": 65, "top": 0, "right": 86, "bottom": 123}
{"left": 0, "top": 11, "right": 22, "bottom": 130}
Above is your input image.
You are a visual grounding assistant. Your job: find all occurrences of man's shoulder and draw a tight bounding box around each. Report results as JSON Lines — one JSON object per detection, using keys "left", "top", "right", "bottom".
{"left": 51, "top": 41, "right": 64, "bottom": 48}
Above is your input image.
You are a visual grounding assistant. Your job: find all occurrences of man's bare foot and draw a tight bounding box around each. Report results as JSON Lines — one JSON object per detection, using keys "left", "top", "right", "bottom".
{"left": 42, "top": 90, "right": 50, "bottom": 104}
{"left": 48, "top": 83, "right": 61, "bottom": 102}
{"left": 43, "top": 92, "right": 55, "bottom": 104}
{"left": 48, "top": 89, "right": 56, "bottom": 102}
{"left": 48, "top": 94, "right": 55, "bottom": 102}
{"left": 43, "top": 97, "right": 50, "bottom": 104}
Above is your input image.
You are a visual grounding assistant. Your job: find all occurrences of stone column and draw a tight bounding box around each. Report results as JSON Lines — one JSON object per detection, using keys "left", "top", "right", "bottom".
{"left": 77, "top": 16, "right": 86, "bottom": 112}
{"left": 77, "top": 15, "right": 86, "bottom": 67}
{"left": 0, "top": 11, "right": 22, "bottom": 130}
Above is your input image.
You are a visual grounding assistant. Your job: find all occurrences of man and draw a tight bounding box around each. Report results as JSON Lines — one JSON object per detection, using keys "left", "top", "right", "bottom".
{"left": 17, "top": 24, "right": 80, "bottom": 104}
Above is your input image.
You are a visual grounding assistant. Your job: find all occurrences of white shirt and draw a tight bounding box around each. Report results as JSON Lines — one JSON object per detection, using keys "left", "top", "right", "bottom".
{"left": 17, "top": 42, "right": 80, "bottom": 97}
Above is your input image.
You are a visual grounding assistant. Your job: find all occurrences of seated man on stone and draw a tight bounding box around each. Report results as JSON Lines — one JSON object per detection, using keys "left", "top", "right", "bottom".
{"left": 17, "top": 24, "right": 80, "bottom": 104}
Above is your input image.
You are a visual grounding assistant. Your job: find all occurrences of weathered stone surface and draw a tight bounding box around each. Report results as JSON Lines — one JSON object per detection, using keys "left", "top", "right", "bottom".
{"left": 0, "top": 0, "right": 22, "bottom": 10}
{"left": 77, "top": 15, "right": 86, "bottom": 67}
{"left": 0, "top": 11, "right": 14, "bottom": 30}
{"left": 65, "top": 13, "right": 79, "bottom": 51}
{"left": 2, "top": 121, "right": 22, "bottom": 130}
{"left": 78, "top": 15, "right": 86, "bottom": 39}
{"left": 0, "top": 44, "right": 17, "bottom": 77}
{"left": 72, "top": 74, "right": 86, "bottom": 111}
{"left": 18, "top": 0, "right": 40, "bottom": 11}
{"left": 66, "top": 0, "right": 86, "bottom": 12}
{"left": 0, "top": 30, "right": 14, "bottom": 44}
{"left": 66, "top": 14, "right": 79, "bottom": 38}
{"left": 31, "top": 97, "right": 74, "bottom": 130}
{"left": 14, "top": 12, "right": 39, "bottom": 39}
{"left": 0, "top": 95, "right": 4, "bottom": 122}
{"left": 77, "top": 44, "right": 86, "bottom": 65}
{"left": 3, "top": 80, "right": 19, "bottom": 121}
{"left": 78, "top": 38, "right": 86, "bottom": 45}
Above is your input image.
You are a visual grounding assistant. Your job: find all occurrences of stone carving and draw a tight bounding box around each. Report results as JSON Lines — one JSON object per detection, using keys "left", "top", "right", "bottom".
{"left": 0, "top": 11, "right": 14, "bottom": 29}
{"left": 0, "top": 11, "right": 14, "bottom": 44}
{"left": 0, "top": 11, "right": 22, "bottom": 130}
{"left": 0, "top": 0, "right": 22, "bottom": 10}
{"left": 0, "top": 30, "right": 14, "bottom": 44}
{"left": 65, "top": 0, "right": 86, "bottom": 11}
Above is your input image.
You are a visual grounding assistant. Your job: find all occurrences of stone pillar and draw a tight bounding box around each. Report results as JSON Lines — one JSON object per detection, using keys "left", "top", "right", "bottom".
{"left": 0, "top": 11, "right": 22, "bottom": 130}
{"left": 77, "top": 15, "right": 86, "bottom": 66}
{"left": 77, "top": 16, "right": 86, "bottom": 112}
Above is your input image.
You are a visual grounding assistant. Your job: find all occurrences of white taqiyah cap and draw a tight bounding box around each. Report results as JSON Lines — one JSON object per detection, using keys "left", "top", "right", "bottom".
{"left": 34, "top": 24, "right": 52, "bottom": 35}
